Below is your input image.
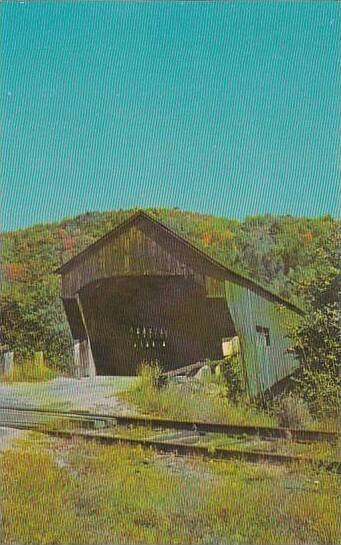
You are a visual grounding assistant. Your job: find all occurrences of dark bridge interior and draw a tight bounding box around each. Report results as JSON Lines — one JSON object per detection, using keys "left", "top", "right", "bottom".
{"left": 78, "top": 275, "right": 236, "bottom": 375}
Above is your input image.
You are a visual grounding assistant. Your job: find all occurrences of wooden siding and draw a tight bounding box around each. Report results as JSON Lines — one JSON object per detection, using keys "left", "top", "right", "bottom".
{"left": 57, "top": 212, "right": 303, "bottom": 392}
{"left": 62, "top": 298, "right": 87, "bottom": 340}
{"left": 74, "top": 339, "right": 96, "bottom": 378}
{"left": 224, "top": 280, "right": 300, "bottom": 397}
{"left": 61, "top": 220, "right": 225, "bottom": 298}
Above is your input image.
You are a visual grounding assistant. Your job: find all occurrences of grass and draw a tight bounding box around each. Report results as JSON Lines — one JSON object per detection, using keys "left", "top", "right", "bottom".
{"left": 195, "top": 433, "right": 340, "bottom": 462}
{"left": 121, "top": 363, "right": 276, "bottom": 427}
{"left": 0, "top": 433, "right": 339, "bottom": 544}
{"left": 2, "top": 359, "right": 57, "bottom": 383}
{"left": 121, "top": 363, "right": 339, "bottom": 432}
{"left": 305, "top": 416, "right": 339, "bottom": 433}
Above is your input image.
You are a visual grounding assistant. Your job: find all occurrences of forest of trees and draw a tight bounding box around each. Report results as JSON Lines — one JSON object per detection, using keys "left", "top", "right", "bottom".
{"left": 1, "top": 207, "right": 339, "bottom": 407}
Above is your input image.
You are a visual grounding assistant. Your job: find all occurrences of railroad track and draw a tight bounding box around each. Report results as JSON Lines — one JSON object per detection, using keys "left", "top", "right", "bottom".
{"left": 0, "top": 405, "right": 338, "bottom": 442}
{"left": 0, "top": 406, "right": 339, "bottom": 473}
{"left": 2, "top": 424, "right": 340, "bottom": 472}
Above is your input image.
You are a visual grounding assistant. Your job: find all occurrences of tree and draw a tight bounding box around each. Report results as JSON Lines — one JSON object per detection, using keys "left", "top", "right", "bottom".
{"left": 288, "top": 230, "right": 340, "bottom": 416}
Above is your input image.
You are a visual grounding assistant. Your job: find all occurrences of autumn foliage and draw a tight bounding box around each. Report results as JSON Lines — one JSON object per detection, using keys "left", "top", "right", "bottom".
{"left": 1, "top": 208, "right": 339, "bottom": 372}
{"left": 4, "top": 263, "right": 26, "bottom": 281}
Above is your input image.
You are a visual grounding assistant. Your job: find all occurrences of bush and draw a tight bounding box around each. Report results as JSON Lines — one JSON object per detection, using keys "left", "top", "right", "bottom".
{"left": 293, "top": 368, "right": 340, "bottom": 418}
{"left": 276, "top": 393, "right": 311, "bottom": 428}
{"left": 288, "top": 246, "right": 340, "bottom": 419}
{"left": 136, "top": 360, "right": 162, "bottom": 389}
{"left": 3, "top": 359, "right": 58, "bottom": 383}
{"left": 213, "top": 356, "right": 246, "bottom": 401}
{"left": 289, "top": 304, "right": 340, "bottom": 418}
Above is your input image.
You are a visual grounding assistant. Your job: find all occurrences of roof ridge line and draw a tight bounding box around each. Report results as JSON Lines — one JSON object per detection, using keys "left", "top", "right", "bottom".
{"left": 55, "top": 209, "right": 304, "bottom": 315}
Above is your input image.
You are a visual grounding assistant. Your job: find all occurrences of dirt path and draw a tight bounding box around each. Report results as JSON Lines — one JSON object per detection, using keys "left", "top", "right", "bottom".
{"left": 0, "top": 376, "right": 137, "bottom": 450}
{"left": 0, "top": 376, "right": 136, "bottom": 412}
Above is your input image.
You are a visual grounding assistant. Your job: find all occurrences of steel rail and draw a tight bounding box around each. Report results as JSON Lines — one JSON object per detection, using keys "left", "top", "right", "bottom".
{"left": 0, "top": 421, "right": 340, "bottom": 474}
{"left": 0, "top": 405, "right": 338, "bottom": 443}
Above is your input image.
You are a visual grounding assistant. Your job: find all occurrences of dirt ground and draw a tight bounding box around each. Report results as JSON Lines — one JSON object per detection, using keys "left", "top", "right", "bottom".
{"left": 0, "top": 376, "right": 137, "bottom": 449}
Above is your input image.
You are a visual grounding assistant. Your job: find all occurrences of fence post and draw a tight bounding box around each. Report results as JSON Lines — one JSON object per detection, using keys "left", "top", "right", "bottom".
{"left": 4, "top": 352, "right": 14, "bottom": 375}
{"left": 0, "top": 350, "right": 14, "bottom": 377}
{"left": 34, "top": 351, "right": 44, "bottom": 366}
{"left": 74, "top": 340, "right": 81, "bottom": 378}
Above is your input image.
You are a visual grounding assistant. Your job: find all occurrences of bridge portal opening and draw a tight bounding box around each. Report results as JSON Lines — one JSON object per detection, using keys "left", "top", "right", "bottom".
{"left": 78, "top": 275, "right": 236, "bottom": 375}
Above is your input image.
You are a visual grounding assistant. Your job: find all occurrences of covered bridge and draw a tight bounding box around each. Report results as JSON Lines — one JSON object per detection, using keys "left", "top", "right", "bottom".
{"left": 56, "top": 211, "right": 303, "bottom": 397}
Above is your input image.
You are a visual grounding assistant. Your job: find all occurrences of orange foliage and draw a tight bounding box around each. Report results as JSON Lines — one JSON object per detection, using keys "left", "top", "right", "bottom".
{"left": 302, "top": 232, "right": 313, "bottom": 242}
{"left": 4, "top": 263, "right": 26, "bottom": 280}
{"left": 62, "top": 236, "right": 75, "bottom": 251}
{"left": 58, "top": 227, "right": 76, "bottom": 250}
{"left": 202, "top": 230, "right": 233, "bottom": 246}
{"left": 202, "top": 233, "right": 213, "bottom": 246}
{"left": 58, "top": 228, "right": 67, "bottom": 239}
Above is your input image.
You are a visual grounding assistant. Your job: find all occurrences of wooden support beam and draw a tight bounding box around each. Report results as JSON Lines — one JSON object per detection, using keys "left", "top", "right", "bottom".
{"left": 74, "top": 295, "right": 96, "bottom": 378}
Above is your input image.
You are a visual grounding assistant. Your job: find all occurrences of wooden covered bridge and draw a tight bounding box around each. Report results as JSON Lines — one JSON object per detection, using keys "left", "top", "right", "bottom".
{"left": 56, "top": 211, "right": 303, "bottom": 397}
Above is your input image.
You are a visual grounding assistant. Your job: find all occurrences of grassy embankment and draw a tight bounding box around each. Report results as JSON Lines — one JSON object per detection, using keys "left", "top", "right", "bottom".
{"left": 0, "top": 433, "right": 339, "bottom": 545}
{"left": 121, "top": 363, "right": 276, "bottom": 427}
{"left": 121, "top": 363, "right": 338, "bottom": 432}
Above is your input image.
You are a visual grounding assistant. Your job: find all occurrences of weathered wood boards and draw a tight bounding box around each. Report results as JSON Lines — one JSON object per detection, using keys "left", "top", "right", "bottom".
{"left": 0, "top": 350, "right": 14, "bottom": 377}
{"left": 60, "top": 221, "right": 225, "bottom": 300}
{"left": 74, "top": 339, "right": 96, "bottom": 378}
{"left": 56, "top": 211, "right": 303, "bottom": 393}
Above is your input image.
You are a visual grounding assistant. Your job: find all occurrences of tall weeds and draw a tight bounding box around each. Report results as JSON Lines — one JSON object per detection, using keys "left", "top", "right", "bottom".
{"left": 123, "top": 362, "right": 275, "bottom": 426}
{"left": 2, "top": 359, "right": 57, "bottom": 383}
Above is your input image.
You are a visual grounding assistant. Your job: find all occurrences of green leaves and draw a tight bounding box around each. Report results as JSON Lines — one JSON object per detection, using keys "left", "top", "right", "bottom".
{"left": 288, "top": 248, "right": 340, "bottom": 417}
{"left": 1, "top": 208, "right": 339, "bottom": 374}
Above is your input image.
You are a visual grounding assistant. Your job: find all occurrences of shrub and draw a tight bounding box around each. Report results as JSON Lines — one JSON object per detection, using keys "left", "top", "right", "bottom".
{"left": 136, "top": 360, "right": 162, "bottom": 389}
{"left": 276, "top": 393, "right": 311, "bottom": 428}
{"left": 287, "top": 237, "right": 340, "bottom": 419}
{"left": 214, "top": 357, "right": 246, "bottom": 401}
{"left": 293, "top": 368, "right": 340, "bottom": 418}
{"left": 289, "top": 304, "right": 340, "bottom": 418}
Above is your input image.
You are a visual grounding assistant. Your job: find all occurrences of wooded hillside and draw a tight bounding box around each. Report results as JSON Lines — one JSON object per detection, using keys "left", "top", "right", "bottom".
{"left": 1, "top": 208, "right": 339, "bottom": 370}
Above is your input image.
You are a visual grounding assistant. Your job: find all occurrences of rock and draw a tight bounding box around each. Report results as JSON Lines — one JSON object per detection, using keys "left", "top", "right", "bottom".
{"left": 215, "top": 364, "right": 222, "bottom": 377}
{"left": 194, "top": 364, "right": 211, "bottom": 381}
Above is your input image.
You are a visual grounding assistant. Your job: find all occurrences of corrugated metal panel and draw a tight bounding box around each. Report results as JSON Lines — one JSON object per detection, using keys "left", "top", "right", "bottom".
{"left": 224, "top": 280, "right": 300, "bottom": 397}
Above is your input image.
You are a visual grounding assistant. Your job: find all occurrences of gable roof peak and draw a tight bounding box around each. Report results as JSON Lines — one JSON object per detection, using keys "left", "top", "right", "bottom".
{"left": 55, "top": 209, "right": 303, "bottom": 315}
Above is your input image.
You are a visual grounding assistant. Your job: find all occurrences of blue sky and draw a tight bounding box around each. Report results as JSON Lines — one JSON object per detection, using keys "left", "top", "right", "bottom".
{"left": 2, "top": 2, "right": 340, "bottom": 231}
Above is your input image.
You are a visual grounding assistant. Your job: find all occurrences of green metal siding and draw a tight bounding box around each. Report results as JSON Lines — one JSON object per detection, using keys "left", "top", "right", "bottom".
{"left": 224, "top": 280, "right": 300, "bottom": 397}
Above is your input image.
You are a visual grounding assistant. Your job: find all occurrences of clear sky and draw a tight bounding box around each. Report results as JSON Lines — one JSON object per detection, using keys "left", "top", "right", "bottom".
{"left": 2, "top": 1, "right": 340, "bottom": 231}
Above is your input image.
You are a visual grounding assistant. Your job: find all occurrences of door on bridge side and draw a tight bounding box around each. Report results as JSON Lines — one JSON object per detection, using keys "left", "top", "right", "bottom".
{"left": 255, "top": 325, "right": 272, "bottom": 392}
